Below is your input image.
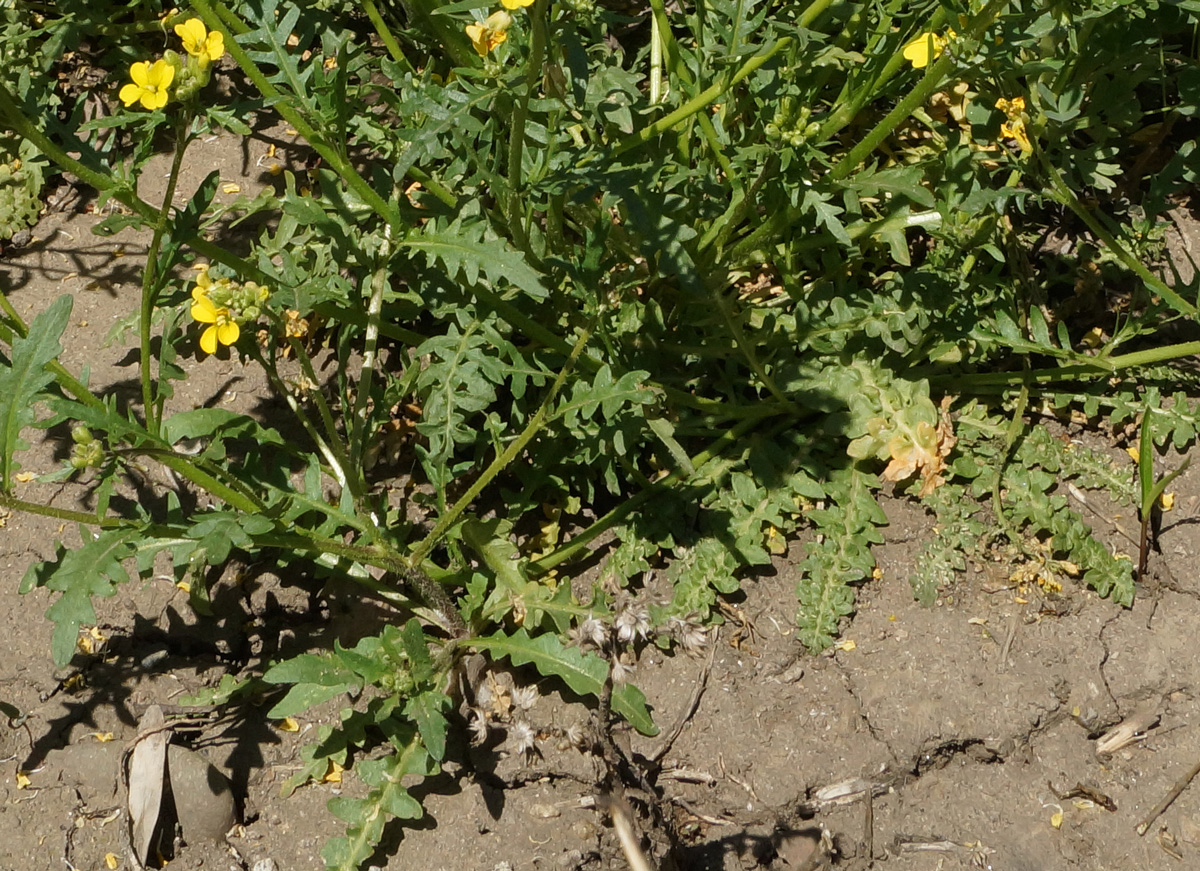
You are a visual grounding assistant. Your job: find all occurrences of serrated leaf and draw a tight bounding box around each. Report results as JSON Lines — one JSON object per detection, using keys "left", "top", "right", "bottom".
{"left": 403, "top": 691, "right": 449, "bottom": 761}
{"left": 0, "top": 294, "right": 71, "bottom": 490}
{"left": 473, "top": 628, "right": 658, "bottom": 735}
{"left": 402, "top": 223, "right": 548, "bottom": 301}
{"left": 399, "top": 618, "right": 434, "bottom": 683}
{"left": 20, "top": 527, "right": 139, "bottom": 666}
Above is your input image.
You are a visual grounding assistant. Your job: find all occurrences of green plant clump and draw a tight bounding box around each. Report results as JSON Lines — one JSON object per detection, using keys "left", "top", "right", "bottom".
{"left": 2, "top": 0, "right": 1200, "bottom": 865}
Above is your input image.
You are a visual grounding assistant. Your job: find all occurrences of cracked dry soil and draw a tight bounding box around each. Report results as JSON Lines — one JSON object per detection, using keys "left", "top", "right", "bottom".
{"left": 5, "top": 133, "right": 1200, "bottom": 871}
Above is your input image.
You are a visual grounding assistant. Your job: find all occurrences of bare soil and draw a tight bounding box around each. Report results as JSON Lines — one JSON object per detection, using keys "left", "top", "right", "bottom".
{"left": 4, "top": 131, "right": 1200, "bottom": 871}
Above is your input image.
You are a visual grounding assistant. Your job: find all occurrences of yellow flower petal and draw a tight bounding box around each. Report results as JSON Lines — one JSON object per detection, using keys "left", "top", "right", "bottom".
{"left": 321, "top": 759, "right": 344, "bottom": 783}
{"left": 141, "top": 87, "right": 170, "bottom": 111}
{"left": 203, "top": 31, "right": 225, "bottom": 63}
{"left": 200, "top": 325, "right": 219, "bottom": 355}
{"left": 501, "top": 0, "right": 535, "bottom": 8}
{"left": 216, "top": 320, "right": 240, "bottom": 347}
{"left": 119, "top": 83, "right": 144, "bottom": 107}
{"left": 125, "top": 59, "right": 175, "bottom": 111}
{"left": 466, "top": 23, "right": 490, "bottom": 57}
{"left": 903, "top": 32, "right": 946, "bottom": 69}
{"left": 191, "top": 294, "right": 219, "bottom": 324}
{"left": 145, "top": 59, "right": 175, "bottom": 91}
{"left": 175, "top": 18, "right": 209, "bottom": 57}
{"left": 278, "top": 717, "right": 300, "bottom": 732}
{"left": 129, "top": 60, "right": 153, "bottom": 88}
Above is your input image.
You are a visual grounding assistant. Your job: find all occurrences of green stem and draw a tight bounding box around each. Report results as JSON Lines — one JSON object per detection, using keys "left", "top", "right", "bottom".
{"left": 362, "top": 0, "right": 413, "bottom": 72}
{"left": 798, "top": 0, "right": 836, "bottom": 28}
{"left": 0, "top": 493, "right": 122, "bottom": 527}
{"left": 348, "top": 231, "right": 390, "bottom": 490}
{"left": 408, "top": 322, "right": 594, "bottom": 567}
{"left": 826, "top": 0, "right": 1008, "bottom": 177}
{"left": 505, "top": 0, "right": 548, "bottom": 252}
{"left": 140, "top": 120, "right": 192, "bottom": 435}
{"left": 610, "top": 38, "right": 791, "bottom": 160}
{"left": 1038, "top": 152, "right": 1197, "bottom": 317}
{"left": 248, "top": 338, "right": 355, "bottom": 502}
{"left": 829, "top": 51, "right": 953, "bottom": 180}
{"left": 707, "top": 279, "right": 796, "bottom": 412}
{"left": 403, "top": 164, "right": 457, "bottom": 209}
{"left": 191, "top": 0, "right": 402, "bottom": 233}
{"left": 649, "top": 13, "right": 664, "bottom": 104}
{"left": 930, "top": 340, "right": 1200, "bottom": 390}
{"left": 148, "top": 451, "right": 265, "bottom": 514}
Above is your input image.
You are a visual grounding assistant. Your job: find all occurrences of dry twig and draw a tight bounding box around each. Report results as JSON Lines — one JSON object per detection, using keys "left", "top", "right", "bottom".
{"left": 1136, "top": 757, "right": 1200, "bottom": 836}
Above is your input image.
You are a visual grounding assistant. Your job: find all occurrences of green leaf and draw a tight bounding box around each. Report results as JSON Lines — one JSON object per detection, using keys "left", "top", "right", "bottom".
{"left": 403, "top": 691, "right": 449, "bottom": 761}
{"left": 20, "top": 527, "right": 139, "bottom": 666}
{"left": 264, "top": 653, "right": 359, "bottom": 687}
{"left": 173, "top": 170, "right": 220, "bottom": 242}
{"left": 0, "top": 294, "right": 71, "bottom": 490}
{"left": 263, "top": 653, "right": 360, "bottom": 717}
{"left": 267, "top": 683, "right": 354, "bottom": 719}
{"left": 473, "top": 628, "right": 658, "bottom": 736}
{"left": 162, "top": 408, "right": 284, "bottom": 448}
{"left": 402, "top": 221, "right": 549, "bottom": 301}
{"left": 398, "top": 619, "right": 434, "bottom": 683}
{"left": 323, "top": 726, "right": 431, "bottom": 871}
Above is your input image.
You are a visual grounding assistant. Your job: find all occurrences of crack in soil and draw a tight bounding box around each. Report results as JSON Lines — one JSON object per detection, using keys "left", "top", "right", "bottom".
{"left": 1097, "top": 609, "right": 1123, "bottom": 713}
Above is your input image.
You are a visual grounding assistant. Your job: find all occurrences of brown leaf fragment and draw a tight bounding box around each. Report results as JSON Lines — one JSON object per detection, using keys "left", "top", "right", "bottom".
{"left": 1096, "top": 700, "right": 1161, "bottom": 756}
{"left": 880, "top": 397, "right": 957, "bottom": 497}
{"left": 127, "top": 705, "right": 168, "bottom": 869}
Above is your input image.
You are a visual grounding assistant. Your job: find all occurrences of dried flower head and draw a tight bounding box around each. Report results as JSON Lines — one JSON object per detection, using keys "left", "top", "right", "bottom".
{"left": 615, "top": 606, "right": 652, "bottom": 644}
{"left": 564, "top": 722, "right": 586, "bottom": 750}
{"left": 468, "top": 709, "right": 490, "bottom": 746}
{"left": 506, "top": 720, "right": 537, "bottom": 761}
{"left": 610, "top": 657, "right": 635, "bottom": 686}
{"left": 572, "top": 615, "right": 608, "bottom": 650}
{"left": 667, "top": 615, "right": 710, "bottom": 656}
{"left": 512, "top": 684, "right": 540, "bottom": 712}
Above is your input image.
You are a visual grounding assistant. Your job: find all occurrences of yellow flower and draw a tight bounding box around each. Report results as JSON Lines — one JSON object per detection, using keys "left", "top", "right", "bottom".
{"left": 466, "top": 10, "right": 513, "bottom": 57}
{"left": 175, "top": 18, "right": 225, "bottom": 64}
{"left": 119, "top": 59, "right": 175, "bottom": 110}
{"left": 996, "top": 96, "right": 1026, "bottom": 119}
{"left": 902, "top": 30, "right": 952, "bottom": 69}
{"left": 997, "top": 97, "right": 1033, "bottom": 154}
{"left": 191, "top": 285, "right": 240, "bottom": 354}
{"left": 501, "top": 0, "right": 535, "bottom": 8}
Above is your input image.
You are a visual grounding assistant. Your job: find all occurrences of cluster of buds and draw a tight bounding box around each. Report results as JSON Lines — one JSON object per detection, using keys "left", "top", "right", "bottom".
{"left": 765, "top": 106, "right": 820, "bottom": 148}
{"left": 69, "top": 425, "right": 104, "bottom": 471}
